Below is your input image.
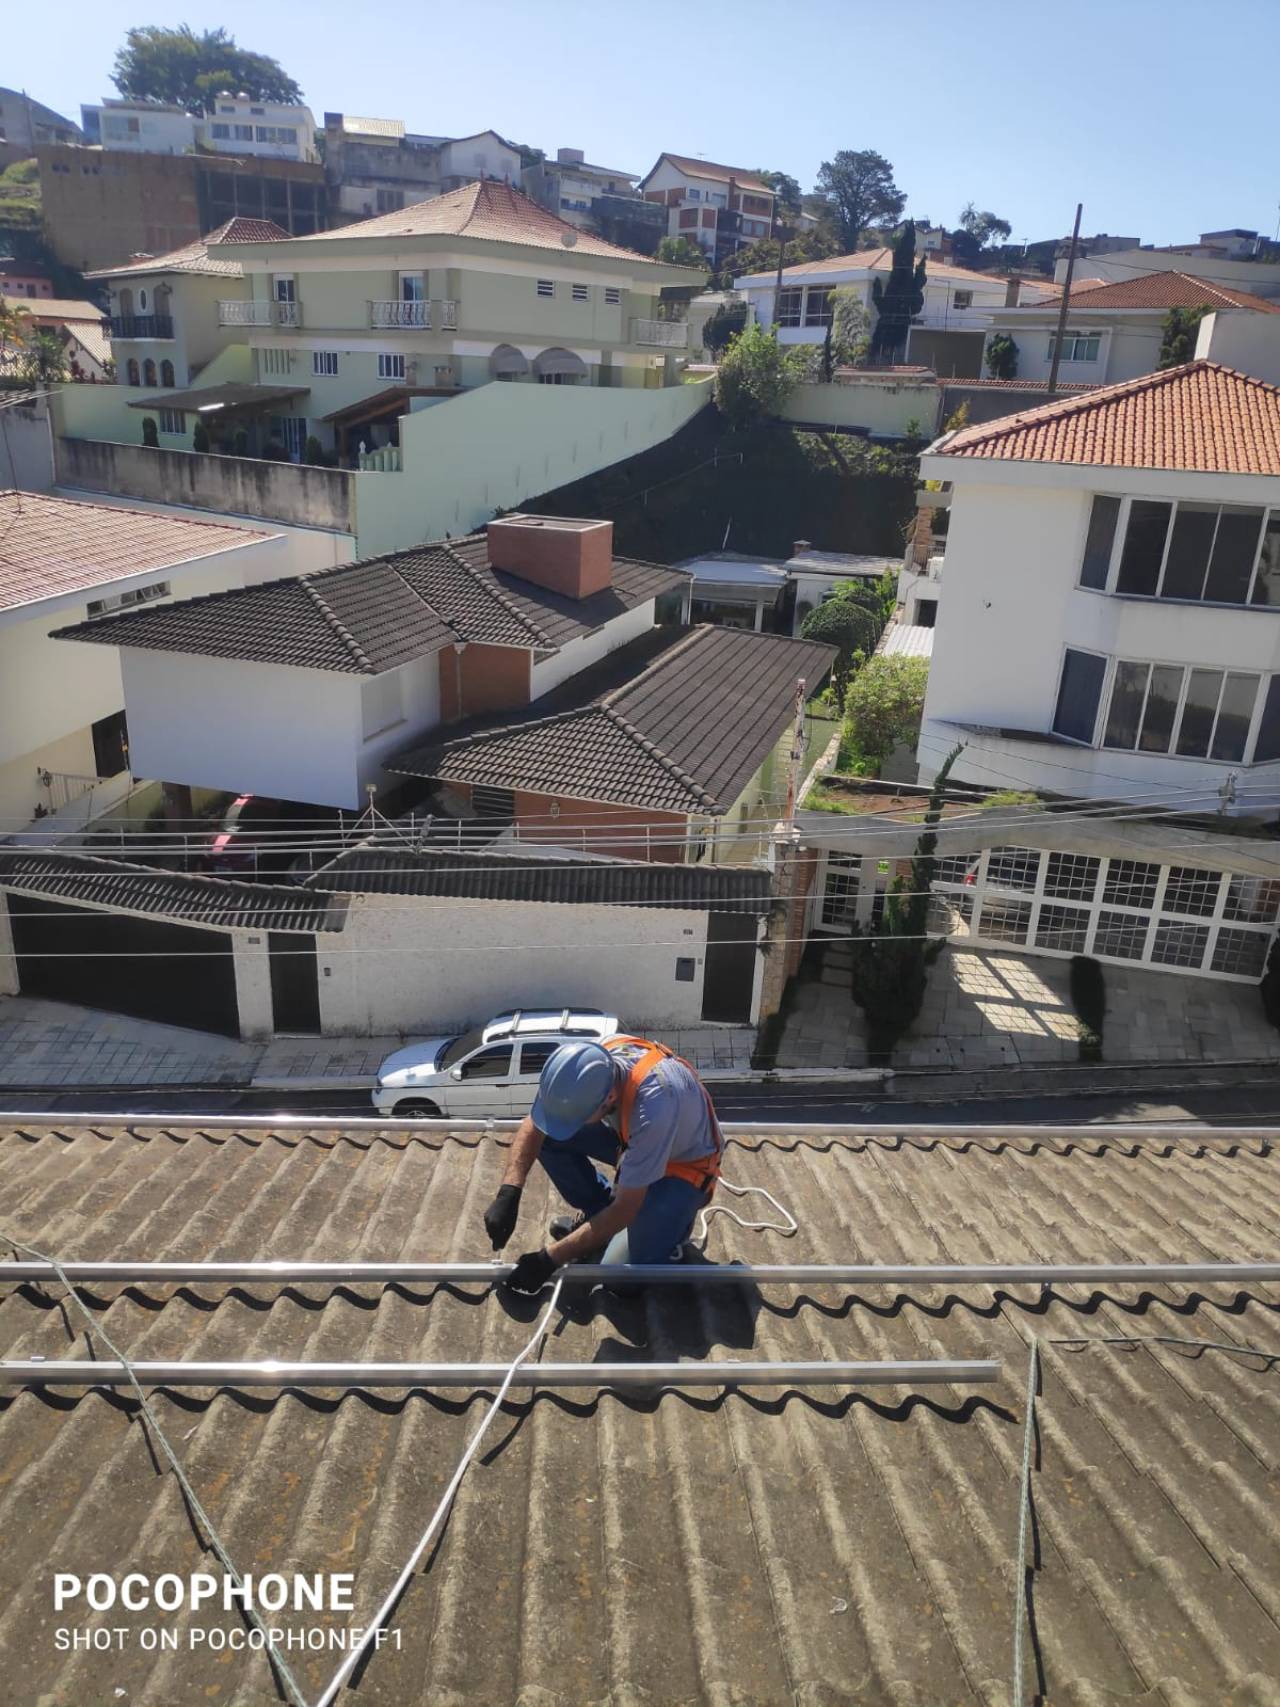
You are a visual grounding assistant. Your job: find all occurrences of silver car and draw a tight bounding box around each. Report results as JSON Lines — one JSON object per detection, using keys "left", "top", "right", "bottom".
{"left": 372, "top": 1008, "right": 620, "bottom": 1119}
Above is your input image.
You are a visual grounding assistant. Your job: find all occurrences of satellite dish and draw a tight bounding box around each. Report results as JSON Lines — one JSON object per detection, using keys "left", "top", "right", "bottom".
{"left": 560, "top": 230, "right": 578, "bottom": 248}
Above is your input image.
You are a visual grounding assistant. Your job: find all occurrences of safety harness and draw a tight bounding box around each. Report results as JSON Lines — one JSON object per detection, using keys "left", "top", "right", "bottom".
{"left": 604, "top": 1034, "right": 723, "bottom": 1198}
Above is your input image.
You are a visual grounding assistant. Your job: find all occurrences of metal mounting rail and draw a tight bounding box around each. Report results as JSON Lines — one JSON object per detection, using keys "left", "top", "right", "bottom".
{"left": 1, "top": 1261, "right": 1275, "bottom": 1287}
{"left": 0, "top": 1357, "right": 1001, "bottom": 1390}
{"left": 0, "top": 1114, "right": 1274, "bottom": 1142}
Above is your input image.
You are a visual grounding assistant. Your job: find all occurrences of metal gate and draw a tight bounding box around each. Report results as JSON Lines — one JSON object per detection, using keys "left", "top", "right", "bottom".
{"left": 700, "top": 911, "right": 757, "bottom": 1023}
{"left": 269, "top": 932, "right": 321, "bottom": 1034}
{"left": 6, "top": 894, "right": 240, "bottom": 1038}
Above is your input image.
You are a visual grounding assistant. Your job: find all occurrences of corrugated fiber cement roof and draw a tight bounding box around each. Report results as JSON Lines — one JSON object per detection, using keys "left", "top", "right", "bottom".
{"left": 0, "top": 1120, "right": 1276, "bottom": 1703}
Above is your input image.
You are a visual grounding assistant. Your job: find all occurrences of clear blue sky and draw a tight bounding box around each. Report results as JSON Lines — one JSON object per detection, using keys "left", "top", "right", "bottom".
{"left": 9, "top": 0, "right": 1278, "bottom": 248}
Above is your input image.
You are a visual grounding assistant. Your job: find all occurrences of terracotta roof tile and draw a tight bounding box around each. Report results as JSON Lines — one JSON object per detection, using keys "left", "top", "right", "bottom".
{"left": 87, "top": 217, "right": 292, "bottom": 280}
{"left": 645, "top": 154, "right": 773, "bottom": 194}
{"left": 1061, "top": 270, "right": 1280, "bottom": 314}
{"left": 0, "top": 294, "right": 105, "bottom": 321}
{"left": 938, "top": 360, "right": 1280, "bottom": 475}
{"left": 293, "top": 180, "right": 660, "bottom": 263}
{"left": 394, "top": 624, "right": 837, "bottom": 814}
{"left": 0, "top": 491, "right": 269, "bottom": 614}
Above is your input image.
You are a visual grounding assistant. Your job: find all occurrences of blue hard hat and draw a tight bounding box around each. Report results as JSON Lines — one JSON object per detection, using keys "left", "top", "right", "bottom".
{"left": 531, "top": 1041, "right": 616, "bottom": 1140}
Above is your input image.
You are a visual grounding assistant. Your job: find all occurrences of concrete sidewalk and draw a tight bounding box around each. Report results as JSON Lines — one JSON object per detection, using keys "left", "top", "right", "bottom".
{"left": 0, "top": 996, "right": 763, "bottom": 1093}
{"left": 777, "top": 943, "right": 1280, "bottom": 1071}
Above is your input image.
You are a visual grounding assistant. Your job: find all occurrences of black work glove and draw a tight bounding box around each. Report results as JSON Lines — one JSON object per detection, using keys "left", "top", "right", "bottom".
{"left": 507, "top": 1248, "right": 557, "bottom": 1295}
{"left": 483, "top": 1184, "right": 522, "bottom": 1251}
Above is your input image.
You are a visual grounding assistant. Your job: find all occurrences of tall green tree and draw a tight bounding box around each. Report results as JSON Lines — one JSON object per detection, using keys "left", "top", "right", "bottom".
{"left": 112, "top": 25, "right": 303, "bottom": 112}
{"left": 655, "top": 234, "right": 710, "bottom": 271}
{"left": 714, "top": 321, "right": 808, "bottom": 429}
{"left": 830, "top": 287, "right": 871, "bottom": 367}
{"left": 1158, "top": 306, "right": 1208, "bottom": 369}
{"left": 722, "top": 228, "right": 839, "bottom": 281}
{"left": 952, "top": 202, "right": 1012, "bottom": 264}
{"left": 869, "top": 221, "right": 926, "bottom": 362}
{"left": 984, "top": 332, "right": 1018, "bottom": 380}
{"left": 813, "top": 150, "right": 904, "bottom": 252}
{"left": 848, "top": 743, "right": 962, "bottom": 1058}
{"left": 759, "top": 169, "right": 802, "bottom": 223}
{"left": 18, "top": 330, "right": 69, "bottom": 388}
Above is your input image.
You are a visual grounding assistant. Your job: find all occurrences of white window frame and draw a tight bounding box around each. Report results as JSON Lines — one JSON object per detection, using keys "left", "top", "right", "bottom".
{"left": 157, "top": 408, "right": 184, "bottom": 435}
{"left": 377, "top": 352, "right": 406, "bottom": 380}
{"left": 931, "top": 844, "right": 1278, "bottom": 982}
{"left": 86, "top": 580, "right": 171, "bottom": 618}
{"left": 775, "top": 287, "right": 803, "bottom": 328}
{"left": 1051, "top": 645, "right": 1109, "bottom": 745}
{"left": 1100, "top": 657, "right": 1263, "bottom": 763}
{"left": 1048, "top": 328, "right": 1102, "bottom": 362}
{"left": 953, "top": 289, "right": 973, "bottom": 309}
{"left": 312, "top": 350, "right": 339, "bottom": 377}
{"left": 803, "top": 287, "right": 834, "bottom": 328}
{"left": 1090, "top": 495, "right": 1279, "bottom": 609}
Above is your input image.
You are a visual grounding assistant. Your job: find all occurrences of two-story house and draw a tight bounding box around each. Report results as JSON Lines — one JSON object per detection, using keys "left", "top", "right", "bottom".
{"left": 735, "top": 249, "right": 1010, "bottom": 377}
{"left": 89, "top": 217, "right": 291, "bottom": 420}
{"left": 80, "top": 94, "right": 318, "bottom": 162}
{"left": 322, "top": 118, "right": 521, "bottom": 223}
{"left": 185, "top": 180, "right": 702, "bottom": 459}
{"left": 639, "top": 155, "right": 776, "bottom": 268}
{"left": 981, "top": 271, "right": 1280, "bottom": 388}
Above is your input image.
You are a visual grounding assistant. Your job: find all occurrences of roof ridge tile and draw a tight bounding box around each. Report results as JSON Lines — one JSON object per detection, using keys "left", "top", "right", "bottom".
{"left": 438, "top": 537, "right": 551, "bottom": 647}
{"left": 297, "top": 575, "right": 375, "bottom": 673}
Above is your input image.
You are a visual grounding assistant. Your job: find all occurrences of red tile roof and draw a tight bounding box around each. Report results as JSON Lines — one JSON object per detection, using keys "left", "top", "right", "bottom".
{"left": 644, "top": 154, "right": 774, "bottom": 195}
{"left": 1061, "top": 270, "right": 1280, "bottom": 314}
{"left": 938, "top": 361, "right": 1280, "bottom": 475}
{"left": 88, "top": 218, "right": 293, "bottom": 280}
{"left": 0, "top": 492, "right": 269, "bottom": 614}
{"left": 294, "top": 180, "right": 663, "bottom": 263}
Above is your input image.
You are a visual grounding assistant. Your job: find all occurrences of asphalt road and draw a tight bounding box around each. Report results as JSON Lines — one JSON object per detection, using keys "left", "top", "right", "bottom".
{"left": 5, "top": 1073, "right": 1280, "bottom": 1126}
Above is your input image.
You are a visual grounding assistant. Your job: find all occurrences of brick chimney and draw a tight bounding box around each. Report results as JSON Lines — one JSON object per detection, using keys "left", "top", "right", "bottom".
{"left": 487, "top": 515, "right": 614, "bottom": 599}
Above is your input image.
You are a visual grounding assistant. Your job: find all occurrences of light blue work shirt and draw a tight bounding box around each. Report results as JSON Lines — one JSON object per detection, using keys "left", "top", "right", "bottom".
{"left": 603, "top": 1044, "right": 718, "bottom": 1190}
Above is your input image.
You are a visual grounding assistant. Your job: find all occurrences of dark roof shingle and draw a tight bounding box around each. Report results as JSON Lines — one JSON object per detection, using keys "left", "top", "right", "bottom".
{"left": 0, "top": 852, "right": 346, "bottom": 931}
{"left": 393, "top": 625, "right": 837, "bottom": 813}
{"left": 55, "top": 534, "right": 690, "bottom": 675}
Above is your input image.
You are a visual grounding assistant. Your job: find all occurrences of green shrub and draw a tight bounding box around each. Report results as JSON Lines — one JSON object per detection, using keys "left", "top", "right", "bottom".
{"left": 303, "top": 433, "right": 327, "bottom": 466}
{"left": 191, "top": 418, "right": 210, "bottom": 452}
{"left": 838, "top": 654, "right": 929, "bottom": 776}
{"left": 232, "top": 425, "right": 250, "bottom": 456}
{"left": 140, "top": 416, "right": 158, "bottom": 448}
{"left": 1069, "top": 955, "right": 1106, "bottom": 1061}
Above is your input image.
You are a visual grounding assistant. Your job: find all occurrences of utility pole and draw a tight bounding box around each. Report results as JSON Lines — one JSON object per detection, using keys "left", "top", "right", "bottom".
{"left": 1046, "top": 201, "right": 1083, "bottom": 397}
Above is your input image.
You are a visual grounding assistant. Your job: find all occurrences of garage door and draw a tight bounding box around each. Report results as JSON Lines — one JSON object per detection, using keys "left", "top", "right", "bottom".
{"left": 6, "top": 894, "right": 240, "bottom": 1038}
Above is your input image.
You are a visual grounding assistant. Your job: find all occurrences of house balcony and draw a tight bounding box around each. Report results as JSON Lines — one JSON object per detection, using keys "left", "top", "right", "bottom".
{"left": 109, "top": 314, "right": 173, "bottom": 340}
{"left": 368, "top": 299, "right": 457, "bottom": 330}
{"left": 217, "top": 300, "right": 302, "bottom": 328}
{"left": 631, "top": 318, "right": 688, "bottom": 349}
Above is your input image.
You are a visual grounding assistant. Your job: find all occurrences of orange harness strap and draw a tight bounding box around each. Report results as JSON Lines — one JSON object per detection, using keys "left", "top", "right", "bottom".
{"left": 605, "top": 1035, "right": 722, "bottom": 1198}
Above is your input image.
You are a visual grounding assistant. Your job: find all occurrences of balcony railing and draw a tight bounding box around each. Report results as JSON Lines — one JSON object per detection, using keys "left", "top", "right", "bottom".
{"left": 371, "top": 299, "right": 429, "bottom": 328}
{"left": 631, "top": 317, "right": 688, "bottom": 348}
{"left": 217, "top": 300, "right": 302, "bottom": 327}
{"left": 368, "top": 299, "right": 459, "bottom": 331}
{"left": 109, "top": 314, "right": 173, "bottom": 340}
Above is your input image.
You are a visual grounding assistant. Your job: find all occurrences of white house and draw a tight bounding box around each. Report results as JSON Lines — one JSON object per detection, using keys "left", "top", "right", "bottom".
{"left": 82, "top": 94, "right": 318, "bottom": 163}
{"left": 917, "top": 359, "right": 1280, "bottom": 821}
{"left": 54, "top": 517, "right": 690, "bottom": 814}
{"left": 0, "top": 491, "right": 285, "bottom": 833}
{"left": 639, "top": 154, "right": 775, "bottom": 267}
{"left": 981, "top": 271, "right": 1280, "bottom": 387}
{"left": 735, "top": 248, "right": 1009, "bottom": 377}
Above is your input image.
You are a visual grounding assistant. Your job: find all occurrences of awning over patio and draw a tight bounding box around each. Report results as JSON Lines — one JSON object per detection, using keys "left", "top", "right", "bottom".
{"left": 320, "top": 387, "right": 457, "bottom": 428}
{"left": 126, "top": 382, "right": 310, "bottom": 414}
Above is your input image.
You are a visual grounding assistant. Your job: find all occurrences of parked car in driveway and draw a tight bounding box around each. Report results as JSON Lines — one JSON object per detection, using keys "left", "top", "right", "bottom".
{"left": 372, "top": 1008, "right": 621, "bottom": 1119}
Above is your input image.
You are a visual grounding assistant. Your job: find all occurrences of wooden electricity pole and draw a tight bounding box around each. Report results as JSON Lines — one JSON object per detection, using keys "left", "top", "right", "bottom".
{"left": 1047, "top": 201, "right": 1083, "bottom": 397}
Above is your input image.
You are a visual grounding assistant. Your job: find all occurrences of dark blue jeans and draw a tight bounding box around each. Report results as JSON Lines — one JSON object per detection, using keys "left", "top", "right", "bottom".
{"left": 537, "top": 1122, "right": 704, "bottom": 1265}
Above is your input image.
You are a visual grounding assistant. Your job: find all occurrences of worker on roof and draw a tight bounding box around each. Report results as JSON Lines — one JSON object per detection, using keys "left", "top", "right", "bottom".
{"left": 482, "top": 1034, "right": 723, "bottom": 1293}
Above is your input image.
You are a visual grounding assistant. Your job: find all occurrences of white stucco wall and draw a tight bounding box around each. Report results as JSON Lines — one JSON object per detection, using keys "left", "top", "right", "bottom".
{"left": 118, "top": 648, "right": 442, "bottom": 809}
{"left": 529, "top": 599, "right": 655, "bottom": 697}
{"left": 981, "top": 316, "right": 1165, "bottom": 385}
{"left": 917, "top": 461, "right": 1280, "bottom": 806}
{"left": 1197, "top": 310, "right": 1280, "bottom": 386}
{"left": 319, "top": 893, "right": 716, "bottom": 1034}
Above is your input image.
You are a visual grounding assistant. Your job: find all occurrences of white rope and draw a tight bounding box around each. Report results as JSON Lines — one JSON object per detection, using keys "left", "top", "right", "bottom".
{"left": 1, "top": 1229, "right": 310, "bottom": 1707}
{"left": 694, "top": 1176, "right": 798, "bottom": 1248}
{"left": 1011, "top": 1336, "right": 1040, "bottom": 1707}
{"left": 311, "top": 1274, "right": 565, "bottom": 1707}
